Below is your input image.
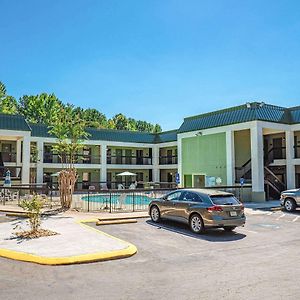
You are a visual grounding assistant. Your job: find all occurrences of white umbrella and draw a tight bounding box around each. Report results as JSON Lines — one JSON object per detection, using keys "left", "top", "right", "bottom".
{"left": 51, "top": 172, "right": 61, "bottom": 177}
{"left": 116, "top": 171, "right": 137, "bottom": 176}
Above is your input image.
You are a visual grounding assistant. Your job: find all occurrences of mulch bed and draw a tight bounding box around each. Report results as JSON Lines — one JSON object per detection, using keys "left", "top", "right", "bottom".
{"left": 15, "top": 229, "right": 58, "bottom": 239}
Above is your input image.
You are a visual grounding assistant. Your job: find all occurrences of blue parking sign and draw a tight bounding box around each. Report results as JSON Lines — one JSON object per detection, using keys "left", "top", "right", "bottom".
{"left": 175, "top": 173, "right": 180, "bottom": 184}
{"left": 240, "top": 177, "right": 245, "bottom": 186}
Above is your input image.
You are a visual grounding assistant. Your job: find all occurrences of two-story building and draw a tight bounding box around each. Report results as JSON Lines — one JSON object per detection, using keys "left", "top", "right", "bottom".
{"left": 1, "top": 102, "right": 300, "bottom": 202}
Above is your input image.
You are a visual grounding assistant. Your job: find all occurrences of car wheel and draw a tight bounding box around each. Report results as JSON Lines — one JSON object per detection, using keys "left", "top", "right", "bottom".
{"left": 284, "top": 198, "right": 296, "bottom": 212}
{"left": 223, "top": 226, "right": 236, "bottom": 232}
{"left": 150, "top": 206, "right": 160, "bottom": 223}
{"left": 189, "top": 213, "right": 204, "bottom": 234}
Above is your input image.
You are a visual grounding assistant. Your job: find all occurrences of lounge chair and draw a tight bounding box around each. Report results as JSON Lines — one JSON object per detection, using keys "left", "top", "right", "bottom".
{"left": 117, "top": 184, "right": 125, "bottom": 190}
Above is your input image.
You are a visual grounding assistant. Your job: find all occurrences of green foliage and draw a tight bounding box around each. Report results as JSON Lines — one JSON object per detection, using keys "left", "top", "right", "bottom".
{"left": 49, "top": 105, "right": 90, "bottom": 168}
{"left": 19, "top": 195, "right": 45, "bottom": 232}
{"left": 18, "top": 93, "right": 63, "bottom": 124}
{"left": 0, "top": 80, "right": 162, "bottom": 132}
{"left": 0, "top": 82, "right": 18, "bottom": 114}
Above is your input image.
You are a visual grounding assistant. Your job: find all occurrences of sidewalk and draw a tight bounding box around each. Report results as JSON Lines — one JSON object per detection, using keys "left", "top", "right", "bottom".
{"left": 0, "top": 214, "right": 137, "bottom": 265}
{"left": 243, "top": 200, "right": 281, "bottom": 210}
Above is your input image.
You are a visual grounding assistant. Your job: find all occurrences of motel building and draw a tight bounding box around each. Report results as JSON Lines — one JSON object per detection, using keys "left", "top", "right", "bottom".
{"left": 1, "top": 102, "right": 300, "bottom": 202}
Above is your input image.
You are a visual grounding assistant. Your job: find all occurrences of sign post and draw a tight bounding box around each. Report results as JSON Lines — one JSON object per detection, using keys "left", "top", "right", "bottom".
{"left": 239, "top": 177, "right": 245, "bottom": 202}
{"left": 175, "top": 173, "right": 180, "bottom": 187}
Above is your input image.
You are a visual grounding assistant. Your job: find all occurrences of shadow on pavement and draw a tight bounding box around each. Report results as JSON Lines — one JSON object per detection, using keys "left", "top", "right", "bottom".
{"left": 146, "top": 220, "right": 246, "bottom": 242}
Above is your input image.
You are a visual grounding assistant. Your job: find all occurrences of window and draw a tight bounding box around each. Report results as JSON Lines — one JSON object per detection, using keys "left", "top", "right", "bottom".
{"left": 181, "top": 191, "right": 202, "bottom": 202}
{"left": 210, "top": 195, "right": 239, "bottom": 205}
{"left": 166, "top": 191, "right": 181, "bottom": 201}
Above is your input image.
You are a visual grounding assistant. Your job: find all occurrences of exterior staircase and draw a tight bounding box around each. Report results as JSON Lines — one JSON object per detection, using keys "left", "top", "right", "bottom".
{"left": 235, "top": 147, "right": 286, "bottom": 199}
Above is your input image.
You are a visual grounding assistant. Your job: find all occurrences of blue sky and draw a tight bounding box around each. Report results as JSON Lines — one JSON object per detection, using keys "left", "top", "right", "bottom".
{"left": 1, "top": 0, "right": 300, "bottom": 130}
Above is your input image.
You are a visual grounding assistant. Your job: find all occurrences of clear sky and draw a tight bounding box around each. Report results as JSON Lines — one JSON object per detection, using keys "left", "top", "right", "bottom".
{"left": 1, "top": 0, "right": 300, "bottom": 130}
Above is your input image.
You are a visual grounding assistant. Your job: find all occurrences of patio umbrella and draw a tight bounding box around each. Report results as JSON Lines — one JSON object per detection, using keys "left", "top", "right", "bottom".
{"left": 116, "top": 171, "right": 137, "bottom": 176}
{"left": 51, "top": 172, "right": 61, "bottom": 177}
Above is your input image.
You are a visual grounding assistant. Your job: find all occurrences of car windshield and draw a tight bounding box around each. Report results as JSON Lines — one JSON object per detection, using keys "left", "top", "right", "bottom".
{"left": 210, "top": 195, "right": 240, "bottom": 205}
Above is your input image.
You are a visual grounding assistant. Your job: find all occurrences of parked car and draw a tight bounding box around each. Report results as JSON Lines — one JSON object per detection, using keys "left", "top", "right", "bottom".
{"left": 149, "top": 189, "right": 245, "bottom": 234}
{"left": 280, "top": 189, "right": 300, "bottom": 212}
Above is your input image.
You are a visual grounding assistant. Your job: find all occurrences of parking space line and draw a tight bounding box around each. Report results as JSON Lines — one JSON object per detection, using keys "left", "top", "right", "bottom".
{"left": 276, "top": 213, "right": 285, "bottom": 220}
{"left": 266, "top": 212, "right": 273, "bottom": 216}
{"left": 292, "top": 216, "right": 300, "bottom": 222}
{"left": 238, "top": 228, "right": 258, "bottom": 234}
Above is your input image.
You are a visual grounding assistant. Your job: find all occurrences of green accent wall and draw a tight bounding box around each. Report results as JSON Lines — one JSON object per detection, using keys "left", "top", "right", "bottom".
{"left": 234, "top": 129, "right": 251, "bottom": 167}
{"left": 181, "top": 133, "right": 227, "bottom": 187}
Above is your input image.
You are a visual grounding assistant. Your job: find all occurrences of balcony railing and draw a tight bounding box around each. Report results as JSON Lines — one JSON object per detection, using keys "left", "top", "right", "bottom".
{"left": 107, "top": 156, "right": 152, "bottom": 165}
{"left": 294, "top": 145, "right": 300, "bottom": 158}
{"left": 159, "top": 155, "right": 178, "bottom": 165}
{"left": 0, "top": 166, "right": 22, "bottom": 180}
{"left": 43, "top": 153, "right": 101, "bottom": 164}
{"left": 1, "top": 152, "right": 17, "bottom": 163}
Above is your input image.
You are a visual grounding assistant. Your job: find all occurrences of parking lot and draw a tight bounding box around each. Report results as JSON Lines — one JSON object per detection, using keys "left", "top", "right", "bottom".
{"left": 0, "top": 209, "right": 300, "bottom": 300}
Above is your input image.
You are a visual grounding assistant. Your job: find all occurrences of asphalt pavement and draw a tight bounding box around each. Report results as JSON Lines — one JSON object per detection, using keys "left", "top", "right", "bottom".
{"left": 0, "top": 208, "right": 299, "bottom": 300}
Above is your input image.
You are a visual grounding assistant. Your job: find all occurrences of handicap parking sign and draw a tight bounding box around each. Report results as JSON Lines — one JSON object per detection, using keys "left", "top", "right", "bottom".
{"left": 240, "top": 177, "right": 245, "bottom": 186}
{"left": 175, "top": 173, "right": 180, "bottom": 184}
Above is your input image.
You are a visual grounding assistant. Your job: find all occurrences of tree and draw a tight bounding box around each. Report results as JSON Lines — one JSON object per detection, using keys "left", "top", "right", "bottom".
{"left": 18, "top": 93, "right": 63, "bottom": 124}
{"left": 0, "top": 81, "right": 18, "bottom": 114}
{"left": 113, "top": 113, "right": 128, "bottom": 130}
{"left": 153, "top": 124, "right": 162, "bottom": 133}
{"left": 49, "top": 105, "right": 89, "bottom": 209}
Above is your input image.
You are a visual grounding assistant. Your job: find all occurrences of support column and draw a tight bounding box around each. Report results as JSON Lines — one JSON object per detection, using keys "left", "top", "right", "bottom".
{"left": 16, "top": 139, "right": 22, "bottom": 165}
{"left": 36, "top": 140, "right": 44, "bottom": 184}
{"left": 286, "top": 130, "right": 295, "bottom": 190}
{"left": 226, "top": 130, "right": 235, "bottom": 186}
{"left": 21, "top": 136, "right": 30, "bottom": 184}
{"left": 152, "top": 145, "right": 160, "bottom": 182}
{"left": 177, "top": 137, "right": 182, "bottom": 187}
{"left": 100, "top": 144, "right": 107, "bottom": 187}
{"left": 250, "top": 124, "right": 265, "bottom": 201}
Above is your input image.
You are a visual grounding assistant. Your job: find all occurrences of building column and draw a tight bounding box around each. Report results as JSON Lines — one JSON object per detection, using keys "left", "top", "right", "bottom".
{"left": 16, "top": 139, "right": 22, "bottom": 165}
{"left": 226, "top": 130, "right": 235, "bottom": 186}
{"left": 21, "top": 136, "right": 30, "bottom": 184}
{"left": 250, "top": 124, "right": 265, "bottom": 201}
{"left": 36, "top": 140, "right": 44, "bottom": 184}
{"left": 100, "top": 144, "right": 107, "bottom": 187}
{"left": 177, "top": 137, "right": 183, "bottom": 187}
{"left": 152, "top": 145, "right": 160, "bottom": 182}
{"left": 285, "top": 130, "right": 295, "bottom": 189}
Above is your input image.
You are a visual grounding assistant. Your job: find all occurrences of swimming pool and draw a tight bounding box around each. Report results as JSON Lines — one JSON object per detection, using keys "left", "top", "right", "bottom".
{"left": 81, "top": 194, "right": 153, "bottom": 205}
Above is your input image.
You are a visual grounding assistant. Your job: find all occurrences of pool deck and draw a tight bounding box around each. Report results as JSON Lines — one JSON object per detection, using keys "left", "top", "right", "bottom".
{"left": 0, "top": 213, "right": 137, "bottom": 265}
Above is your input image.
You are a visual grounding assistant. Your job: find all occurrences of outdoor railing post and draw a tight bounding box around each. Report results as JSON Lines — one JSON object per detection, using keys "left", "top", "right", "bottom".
{"left": 133, "top": 192, "right": 135, "bottom": 212}
{"left": 109, "top": 193, "right": 112, "bottom": 213}
{"left": 87, "top": 190, "right": 90, "bottom": 212}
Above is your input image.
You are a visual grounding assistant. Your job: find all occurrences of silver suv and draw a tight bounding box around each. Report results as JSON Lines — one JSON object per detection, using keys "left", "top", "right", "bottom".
{"left": 280, "top": 189, "right": 300, "bottom": 212}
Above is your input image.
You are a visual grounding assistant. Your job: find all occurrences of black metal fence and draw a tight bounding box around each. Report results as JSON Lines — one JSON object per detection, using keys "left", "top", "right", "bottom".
{"left": 0, "top": 184, "right": 60, "bottom": 208}
{"left": 76, "top": 188, "right": 176, "bottom": 212}
{"left": 0, "top": 183, "right": 252, "bottom": 213}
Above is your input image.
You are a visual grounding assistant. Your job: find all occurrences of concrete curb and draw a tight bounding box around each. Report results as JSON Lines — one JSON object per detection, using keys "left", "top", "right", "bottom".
{"left": 96, "top": 219, "right": 137, "bottom": 226}
{"left": 0, "top": 219, "right": 137, "bottom": 265}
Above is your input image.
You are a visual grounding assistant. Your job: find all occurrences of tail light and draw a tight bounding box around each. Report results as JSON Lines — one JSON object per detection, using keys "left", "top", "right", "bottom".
{"left": 207, "top": 205, "right": 223, "bottom": 212}
{"left": 240, "top": 204, "right": 244, "bottom": 210}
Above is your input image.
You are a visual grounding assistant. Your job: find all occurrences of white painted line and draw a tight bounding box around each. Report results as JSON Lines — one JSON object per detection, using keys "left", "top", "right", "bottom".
{"left": 292, "top": 216, "right": 300, "bottom": 222}
{"left": 267, "top": 212, "right": 273, "bottom": 215}
{"left": 276, "top": 213, "right": 286, "bottom": 220}
{"left": 238, "top": 228, "right": 258, "bottom": 234}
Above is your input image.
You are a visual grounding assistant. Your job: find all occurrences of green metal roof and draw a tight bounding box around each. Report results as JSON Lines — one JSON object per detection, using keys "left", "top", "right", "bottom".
{"left": 0, "top": 113, "right": 31, "bottom": 131}
{"left": 30, "top": 123, "right": 176, "bottom": 144}
{"left": 30, "top": 123, "right": 53, "bottom": 138}
{"left": 154, "top": 130, "right": 178, "bottom": 143}
{"left": 178, "top": 102, "right": 291, "bottom": 133}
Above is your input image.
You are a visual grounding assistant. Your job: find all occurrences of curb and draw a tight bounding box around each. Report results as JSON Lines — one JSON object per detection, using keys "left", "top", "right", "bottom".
{"left": 96, "top": 219, "right": 137, "bottom": 226}
{"left": 0, "top": 219, "right": 137, "bottom": 265}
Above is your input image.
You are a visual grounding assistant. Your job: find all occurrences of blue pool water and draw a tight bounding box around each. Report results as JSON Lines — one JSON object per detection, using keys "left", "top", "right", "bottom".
{"left": 81, "top": 194, "right": 153, "bottom": 205}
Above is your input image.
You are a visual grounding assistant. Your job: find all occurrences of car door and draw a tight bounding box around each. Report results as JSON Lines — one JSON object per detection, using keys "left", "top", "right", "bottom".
{"left": 159, "top": 191, "right": 182, "bottom": 220}
{"left": 172, "top": 191, "right": 202, "bottom": 223}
